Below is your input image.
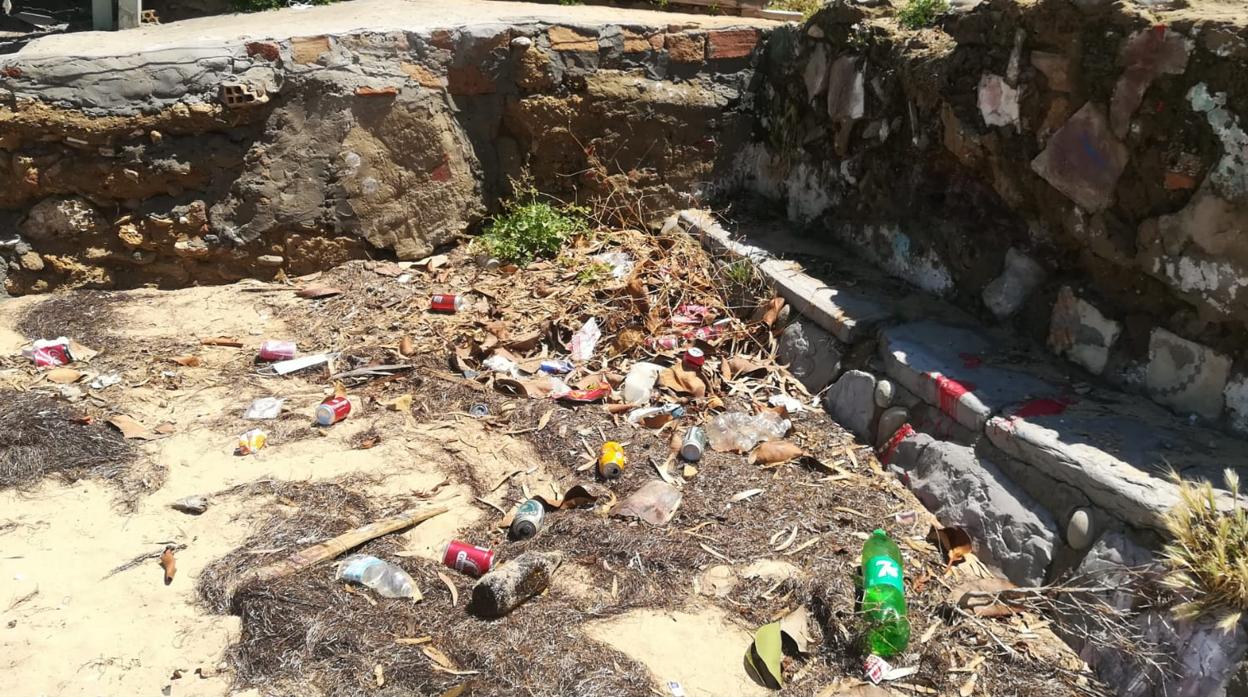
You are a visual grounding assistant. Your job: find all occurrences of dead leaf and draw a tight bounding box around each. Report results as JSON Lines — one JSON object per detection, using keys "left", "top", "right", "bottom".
{"left": 332, "top": 380, "right": 348, "bottom": 398}
{"left": 504, "top": 329, "right": 543, "bottom": 352}
{"left": 399, "top": 337, "right": 415, "bottom": 356}
{"left": 108, "top": 414, "right": 157, "bottom": 440}
{"left": 172, "top": 355, "right": 202, "bottom": 367}
{"left": 153, "top": 423, "right": 176, "bottom": 435}
{"left": 394, "top": 636, "right": 432, "bottom": 646}
{"left": 657, "top": 362, "right": 706, "bottom": 398}
{"left": 67, "top": 340, "right": 97, "bottom": 361}
{"left": 730, "top": 488, "right": 764, "bottom": 502}
{"left": 160, "top": 546, "right": 176, "bottom": 585}
{"left": 46, "top": 368, "right": 82, "bottom": 384}
{"left": 727, "top": 356, "right": 767, "bottom": 379}
{"left": 437, "top": 572, "right": 459, "bottom": 607}
{"left": 948, "top": 576, "right": 1019, "bottom": 618}
{"left": 374, "top": 663, "right": 385, "bottom": 688}
{"left": 959, "top": 674, "right": 978, "bottom": 697}
{"left": 371, "top": 261, "right": 403, "bottom": 277}
{"left": 779, "top": 606, "right": 815, "bottom": 654}
{"left": 201, "top": 336, "right": 242, "bottom": 347}
{"left": 749, "top": 440, "right": 804, "bottom": 465}
{"left": 756, "top": 297, "right": 786, "bottom": 327}
{"left": 494, "top": 377, "right": 553, "bottom": 399}
{"left": 928, "top": 526, "right": 974, "bottom": 567}
{"left": 297, "top": 284, "right": 343, "bottom": 299}
{"left": 384, "top": 394, "right": 414, "bottom": 411}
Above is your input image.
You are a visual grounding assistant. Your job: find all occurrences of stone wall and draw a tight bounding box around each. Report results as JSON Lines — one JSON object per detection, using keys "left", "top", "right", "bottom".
{"left": 0, "top": 20, "right": 767, "bottom": 293}
{"left": 729, "top": 0, "right": 1248, "bottom": 437}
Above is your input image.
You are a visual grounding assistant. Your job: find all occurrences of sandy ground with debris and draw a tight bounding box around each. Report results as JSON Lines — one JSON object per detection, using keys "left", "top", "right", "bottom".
{"left": 0, "top": 284, "right": 770, "bottom": 697}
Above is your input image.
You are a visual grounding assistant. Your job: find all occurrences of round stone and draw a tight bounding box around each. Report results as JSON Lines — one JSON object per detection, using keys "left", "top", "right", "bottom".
{"left": 1067, "top": 508, "right": 1095, "bottom": 550}
{"left": 874, "top": 379, "right": 895, "bottom": 408}
{"left": 511, "top": 36, "right": 533, "bottom": 50}
{"left": 875, "top": 406, "right": 909, "bottom": 449}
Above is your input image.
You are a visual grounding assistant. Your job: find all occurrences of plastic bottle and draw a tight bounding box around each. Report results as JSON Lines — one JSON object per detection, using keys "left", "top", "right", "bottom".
{"left": 860, "top": 529, "right": 910, "bottom": 657}
{"left": 704, "top": 411, "right": 790, "bottom": 452}
{"left": 622, "top": 362, "right": 663, "bottom": 404}
{"left": 336, "top": 554, "right": 417, "bottom": 599}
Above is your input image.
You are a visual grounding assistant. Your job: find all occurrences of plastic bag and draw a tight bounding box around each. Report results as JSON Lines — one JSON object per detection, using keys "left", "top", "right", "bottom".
{"left": 568, "top": 318, "right": 601, "bottom": 362}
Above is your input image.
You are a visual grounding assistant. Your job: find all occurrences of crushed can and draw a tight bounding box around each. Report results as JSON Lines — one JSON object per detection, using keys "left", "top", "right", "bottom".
{"left": 683, "top": 347, "right": 705, "bottom": 370}
{"left": 509, "top": 499, "right": 545, "bottom": 540}
{"left": 258, "top": 340, "right": 297, "bottom": 362}
{"left": 598, "top": 441, "right": 626, "bottom": 479}
{"left": 441, "top": 540, "right": 495, "bottom": 577}
{"left": 646, "top": 335, "right": 680, "bottom": 351}
{"left": 236, "top": 428, "right": 267, "bottom": 455}
{"left": 538, "top": 359, "right": 574, "bottom": 375}
{"left": 430, "top": 294, "right": 464, "bottom": 313}
{"left": 680, "top": 427, "right": 707, "bottom": 462}
{"left": 316, "top": 395, "right": 352, "bottom": 426}
{"left": 32, "top": 343, "right": 71, "bottom": 367}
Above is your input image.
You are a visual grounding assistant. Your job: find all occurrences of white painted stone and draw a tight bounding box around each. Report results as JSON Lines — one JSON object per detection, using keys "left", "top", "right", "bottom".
{"left": 983, "top": 247, "right": 1046, "bottom": 319}
{"left": 1188, "top": 83, "right": 1248, "bottom": 202}
{"left": 977, "top": 73, "right": 1019, "bottom": 128}
{"left": 874, "top": 379, "right": 895, "bottom": 408}
{"left": 1047, "top": 286, "right": 1121, "bottom": 375}
{"left": 1146, "top": 328, "right": 1232, "bottom": 419}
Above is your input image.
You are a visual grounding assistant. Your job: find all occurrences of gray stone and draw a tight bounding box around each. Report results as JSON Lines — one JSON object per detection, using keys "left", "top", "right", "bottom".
{"left": 256, "top": 255, "right": 285, "bottom": 267}
{"left": 824, "top": 370, "right": 877, "bottom": 440}
{"left": 777, "top": 318, "right": 842, "bottom": 393}
{"left": 1030, "top": 102, "right": 1129, "bottom": 213}
{"left": 873, "top": 379, "right": 894, "bottom": 408}
{"left": 1226, "top": 374, "right": 1248, "bottom": 437}
{"left": 908, "top": 440, "right": 1059, "bottom": 586}
{"left": 171, "top": 495, "right": 209, "bottom": 515}
{"left": 510, "top": 36, "right": 532, "bottom": 50}
{"left": 982, "top": 248, "right": 1045, "bottom": 319}
{"left": 1047, "top": 286, "right": 1121, "bottom": 375}
{"left": 1145, "top": 328, "right": 1231, "bottom": 419}
{"left": 826, "top": 55, "right": 864, "bottom": 122}
{"left": 1066, "top": 508, "right": 1094, "bottom": 550}
{"left": 875, "top": 406, "right": 909, "bottom": 449}
{"left": 20, "top": 197, "right": 106, "bottom": 240}
{"left": 802, "top": 43, "right": 828, "bottom": 101}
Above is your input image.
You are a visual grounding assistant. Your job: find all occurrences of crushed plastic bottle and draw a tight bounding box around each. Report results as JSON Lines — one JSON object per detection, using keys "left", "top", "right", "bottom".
{"left": 336, "top": 554, "right": 417, "bottom": 599}
{"left": 705, "top": 411, "right": 790, "bottom": 452}
{"left": 622, "top": 362, "right": 663, "bottom": 404}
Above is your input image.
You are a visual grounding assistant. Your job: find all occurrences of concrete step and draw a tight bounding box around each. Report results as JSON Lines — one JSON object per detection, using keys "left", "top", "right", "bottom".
{"left": 676, "top": 209, "right": 1244, "bottom": 535}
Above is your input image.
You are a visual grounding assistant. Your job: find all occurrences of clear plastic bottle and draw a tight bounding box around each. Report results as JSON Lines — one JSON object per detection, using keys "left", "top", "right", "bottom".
{"left": 705, "top": 411, "right": 791, "bottom": 452}
{"left": 622, "top": 362, "right": 663, "bottom": 404}
{"left": 860, "top": 529, "right": 911, "bottom": 657}
{"left": 336, "top": 555, "right": 417, "bottom": 599}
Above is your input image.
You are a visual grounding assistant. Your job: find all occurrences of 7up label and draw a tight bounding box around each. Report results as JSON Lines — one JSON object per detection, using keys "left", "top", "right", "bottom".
{"left": 865, "top": 555, "right": 904, "bottom": 593}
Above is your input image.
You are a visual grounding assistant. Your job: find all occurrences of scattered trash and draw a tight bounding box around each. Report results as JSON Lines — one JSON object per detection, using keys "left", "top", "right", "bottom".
{"left": 862, "top": 529, "right": 911, "bottom": 657}
{"left": 598, "top": 441, "right": 626, "bottom": 479}
{"left": 441, "top": 540, "right": 495, "bottom": 577}
{"left": 23, "top": 337, "right": 73, "bottom": 367}
{"left": 666, "top": 681, "right": 686, "bottom": 697}
{"left": 589, "top": 250, "right": 634, "bottom": 279}
{"left": 682, "top": 347, "right": 705, "bottom": 370}
{"left": 560, "top": 384, "right": 610, "bottom": 403}
{"left": 89, "top": 373, "right": 122, "bottom": 390}
{"left": 768, "top": 394, "right": 803, "bottom": 414}
{"left": 108, "top": 414, "right": 168, "bottom": 441}
{"left": 647, "top": 335, "right": 681, "bottom": 351}
{"left": 568, "top": 317, "right": 600, "bottom": 362}
{"left": 244, "top": 397, "right": 284, "bottom": 420}
{"left": 336, "top": 554, "right": 420, "bottom": 600}
{"left": 894, "top": 510, "right": 918, "bottom": 525}
{"left": 864, "top": 654, "right": 891, "bottom": 684}
{"left": 626, "top": 403, "right": 685, "bottom": 427}
{"left": 468, "top": 551, "right": 563, "bottom": 618}
{"left": 680, "top": 427, "right": 707, "bottom": 462}
{"left": 236, "top": 428, "right": 267, "bottom": 455}
{"left": 538, "top": 359, "right": 574, "bottom": 375}
{"left": 613, "top": 480, "right": 682, "bottom": 525}
{"left": 468, "top": 403, "right": 490, "bottom": 418}
{"left": 482, "top": 355, "right": 520, "bottom": 377}
{"left": 705, "top": 411, "right": 790, "bottom": 453}
{"left": 171, "top": 495, "right": 209, "bottom": 515}
{"left": 430, "top": 293, "right": 464, "bottom": 313}
{"left": 622, "top": 361, "right": 663, "bottom": 404}
{"left": 160, "top": 546, "right": 177, "bottom": 586}
{"left": 270, "top": 353, "right": 333, "bottom": 376}
{"left": 672, "top": 304, "right": 714, "bottom": 325}
{"left": 509, "top": 499, "right": 545, "bottom": 540}
{"left": 316, "top": 396, "right": 352, "bottom": 426}
{"left": 257, "top": 340, "right": 297, "bottom": 362}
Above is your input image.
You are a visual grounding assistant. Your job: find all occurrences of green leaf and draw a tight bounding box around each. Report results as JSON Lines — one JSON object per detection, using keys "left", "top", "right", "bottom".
{"left": 746, "top": 621, "right": 784, "bottom": 689}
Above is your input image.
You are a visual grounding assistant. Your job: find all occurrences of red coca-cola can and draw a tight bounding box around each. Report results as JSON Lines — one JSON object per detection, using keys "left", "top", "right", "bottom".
{"left": 441, "top": 540, "right": 495, "bottom": 577}
{"left": 683, "top": 347, "right": 705, "bottom": 370}
{"left": 32, "top": 344, "right": 71, "bottom": 367}
{"left": 430, "top": 294, "right": 464, "bottom": 313}
{"left": 315, "top": 396, "right": 351, "bottom": 426}
{"left": 258, "top": 340, "right": 296, "bottom": 361}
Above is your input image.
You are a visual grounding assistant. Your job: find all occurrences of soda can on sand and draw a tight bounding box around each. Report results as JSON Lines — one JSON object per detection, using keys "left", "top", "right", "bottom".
{"left": 510, "top": 499, "right": 545, "bottom": 540}
{"left": 430, "top": 294, "right": 464, "bottom": 313}
{"left": 680, "top": 427, "right": 707, "bottom": 462}
{"left": 683, "top": 347, "right": 705, "bottom": 370}
{"left": 258, "top": 340, "right": 296, "bottom": 362}
{"left": 441, "top": 540, "right": 495, "bottom": 577}
{"left": 316, "top": 396, "right": 352, "bottom": 426}
{"left": 598, "top": 441, "right": 626, "bottom": 479}
{"left": 236, "top": 429, "right": 267, "bottom": 455}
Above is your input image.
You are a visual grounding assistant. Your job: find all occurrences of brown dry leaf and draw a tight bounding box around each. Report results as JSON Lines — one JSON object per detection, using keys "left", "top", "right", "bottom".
{"left": 296, "top": 284, "right": 343, "bottom": 299}
{"left": 371, "top": 261, "right": 403, "bottom": 277}
{"left": 959, "top": 674, "right": 978, "bottom": 697}
{"left": 415, "top": 254, "right": 449, "bottom": 270}
{"left": 948, "top": 577, "right": 1019, "bottom": 618}
{"left": 153, "top": 422, "right": 176, "bottom": 435}
{"left": 625, "top": 276, "right": 646, "bottom": 298}
{"left": 172, "top": 355, "right": 202, "bottom": 367}
{"left": 757, "top": 297, "right": 786, "bottom": 327}
{"left": 657, "top": 362, "right": 706, "bottom": 398}
{"left": 482, "top": 321, "right": 511, "bottom": 341}
{"left": 928, "top": 526, "right": 974, "bottom": 566}
{"left": 108, "top": 414, "right": 156, "bottom": 440}
{"left": 67, "top": 340, "right": 98, "bottom": 361}
{"left": 504, "top": 329, "right": 543, "bottom": 353}
{"left": 494, "top": 377, "right": 553, "bottom": 399}
{"left": 437, "top": 572, "right": 459, "bottom": 607}
{"left": 749, "top": 440, "right": 805, "bottom": 465}
{"left": 46, "top": 368, "right": 82, "bottom": 384}
{"left": 728, "top": 356, "right": 767, "bottom": 378}
{"left": 384, "top": 394, "right": 414, "bottom": 411}
{"left": 332, "top": 380, "right": 348, "bottom": 398}
{"left": 356, "top": 434, "right": 381, "bottom": 450}
{"left": 606, "top": 403, "right": 633, "bottom": 415}
{"left": 159, "top": 546, "right": 176, "bottom": 585}
{"left": 201, "top": 336, "right": 243, "bottom": 347}
{"left": 399, "top": 336, "right": 415, "bottom": 356}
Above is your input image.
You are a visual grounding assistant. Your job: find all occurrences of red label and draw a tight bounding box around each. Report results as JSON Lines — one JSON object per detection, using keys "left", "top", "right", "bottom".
{"left": 430, "top": 294, "right": 460, "bottom": 313}
{"left": 442, "top": 540, "right": 494, "bottom": 577}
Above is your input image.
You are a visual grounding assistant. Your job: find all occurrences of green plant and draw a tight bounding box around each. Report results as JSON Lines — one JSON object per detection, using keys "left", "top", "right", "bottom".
{"left": 576, "top": 262, "right": 613, "bottom": 285}
{"left": 231, "top": 0, "right": 335, "bottom": 13}
{"left": 767, "top": 0, "right": 821, "bottom": 20}
{"left": 476, "top": 197, "right": 588, "bottom": 266}
{"left": 723, "top": 259, "right": 755, "bottom": 286}
{"left": 897, "top": 0, "right": 948, "bottom": 29}
{"left": 1162, "top": 469, "right": 1248, "bottom": 632}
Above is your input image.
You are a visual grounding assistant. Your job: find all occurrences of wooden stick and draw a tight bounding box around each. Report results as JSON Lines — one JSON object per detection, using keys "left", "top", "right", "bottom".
{"left": 233, "top": 506, "right": 448, "bottom": 590}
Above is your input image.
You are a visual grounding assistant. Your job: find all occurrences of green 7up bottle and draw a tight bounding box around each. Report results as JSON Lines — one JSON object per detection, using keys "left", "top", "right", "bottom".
{"left": 861, "top": 528, "right": 911, "bottom": 657}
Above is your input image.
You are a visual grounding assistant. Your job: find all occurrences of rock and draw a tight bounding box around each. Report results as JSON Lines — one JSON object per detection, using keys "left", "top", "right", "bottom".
{"left": 982, "top": 248, "right": 1045, "bottom": 319}
{"left": 171, "top": 495, "right": 209, "bottom": 515}
{"left": 1066, "top": 508, "right": 1094, "bottom": 550}
{"left": 777, "top": 318, "right": 842, "bottom": 392}
{"left": 826, "top": 56, "right": 864, "bottom": 121}
{"left": 706, "top": 29, "right": 760, "bottom": 60}
{"left": 1186, "top": 84, "right": 1248, "bottom": 203}
{"left": 510, "top": 36, "right": 532, "bottom": 50}
{"left": 468, "top": 551, "right": 562, "bottom": 618}
{"left": 1145, "top": 328, "right": 1231, "bottom": 419}
{"left": 1226, "top": 374, "right": 1248, "bottom": 436}
{"left": 665, "top": 32, "right": 705, "bottom": 64}
{"left": 1030, "top": 102, "right": 1129, "bottom": 213}
{"left": 875, "top": 406, "right": 909, "bottom": 449}
{"left": 977, "top": 73, "right": 1019, "bottom": 128}
{"left": 173, "top": 238, "right": 211, "bottom": 259}
{"left": 21, "top": 197, "right": 106, "bottom": 240}
{"left": 802, "top": 43, "right": 829, "bottom": 100}
{"left": 1109, "top": 27, "right": 1190, "bottom": 139}
{"left": 18, "top": 251, "right": 43, "bottom": 271}
{"left": 256, "top": 255, "right": 285, "bottom": 267}
{"left": 116, "top": 223, "right": 145, "bottom": 248}
{"left": 1047, "top": 286, "right": 1121, "bottom": 375}
{"left": 908, "top": 440, "right": 1059, "bottom": 586}
{"left": 873, "top": 379, "right": 894, "bottom": 408}
{"left": 1030, "top": 51, "right": 1073, "bottom": 92}
{"left": 824, "top": 370, "right": 876, "bottom": 440}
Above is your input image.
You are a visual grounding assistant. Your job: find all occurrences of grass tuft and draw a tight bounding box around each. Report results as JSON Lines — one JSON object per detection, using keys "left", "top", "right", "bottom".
{"left": 1162, "top": 469, "right": 1248, "bottom": 632}
{"left": 897, "top": 0, "right": 948, "bottom": 29}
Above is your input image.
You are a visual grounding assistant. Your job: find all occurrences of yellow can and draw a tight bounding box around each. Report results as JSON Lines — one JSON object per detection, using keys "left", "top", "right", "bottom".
{"left": 598, "top": 441, "right": 625, "bottom": 479}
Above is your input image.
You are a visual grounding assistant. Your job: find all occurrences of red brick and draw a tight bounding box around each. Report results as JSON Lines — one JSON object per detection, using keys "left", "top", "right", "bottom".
{"left": 246, "top": 41, "right": 280, "bottom": 62}
{"left": 355, "top": 86, "right": 399, "bottom": 97}
{"left": 706, "top": 28, "right": 760, "bottom": 60}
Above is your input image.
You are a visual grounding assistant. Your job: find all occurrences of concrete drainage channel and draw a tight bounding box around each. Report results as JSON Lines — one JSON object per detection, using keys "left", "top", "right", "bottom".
{"left": 676, "top": 209, "right": 1248, "bottom": 695}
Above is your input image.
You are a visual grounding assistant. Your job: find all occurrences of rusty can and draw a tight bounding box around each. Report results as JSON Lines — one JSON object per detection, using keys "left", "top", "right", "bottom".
{"left": 441, "top": 540, "right": 495, "bottom": 577}
{"left": 598, "top": 441, "right": 626, "bottom": 479}
{"left": 316, "top": 396, "right": 352, "bottom": 426}
{"left": 683, "top": 347, "right": 705, "bottom": 370}
{"left": 679, "top": 426, "right": 707, "bottom": 462}
{"left": 235, "top": 428, "right": 267, "bottom": 456}
{"left": 258, "top": 340, "right": 297, "bottom": 362}
{"left": 430, "top": 294, "right": 464, "bottom": 313}
{"left": 510, "top": 498, "right": 545, "bottom": 540}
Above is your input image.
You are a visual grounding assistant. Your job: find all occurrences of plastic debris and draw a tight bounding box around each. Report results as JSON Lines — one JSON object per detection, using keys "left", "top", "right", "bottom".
{"left": 483, "top": 355, "right": 520, "bottom": 377}
{"left": 705, "top": 411, "right": 790, "bottom": 453}
{"left": 622, "top": 362, "right": 663, "bottom": 404}
{"left": 568, "top": 318, "right": 601, "bottom": 362}
{"left": 236, "top": 429, "right": 267, "bottom": 455}
{"left": 244, "top": 397, "right": 284, "bottom": 420}
{"left": 171, "top": 495, "right": 209, "bottom": 515}
{"left": 768, "top": 394, "right": 804, "bottom": 414}
{"left": 270, "top": 353, "right": 334, "bottom": 376}
{"left": 336, "top": 554, "right": 420, "bottom": 599}
{"left": 89, "top": 373, "right": 122, "bottom": 390}
{"left": 590, "top": 251, "right": 635, "bottom": 279}
{"left": 469, "top": 403, "right": 490, "bottom": 418}
{"left": 626, "top": 403, "right": 685, "bottom": 427}
{"left": 613, "top": 480, "right": 682, "bottom": 525}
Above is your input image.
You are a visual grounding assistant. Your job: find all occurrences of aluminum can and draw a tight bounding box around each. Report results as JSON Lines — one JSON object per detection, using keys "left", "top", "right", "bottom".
{"left": 598, "top": 441, "right": 626, "bottom": 479}
{"left": 683, "top": 347, "right": 705, "bottom": 370}
{"left": 430, "top": 294, "right": 464, "bottom": 313}
{"left": 510, "top": 499, "right": 546, "bottom": 540}
{"left": 441, "top": 540, "right": 495, "bottom": 577}
{"left": 316, "top": 396, "right": 352, "bottom": 426}
{"left": 680, "top": 427, "right": 707, "bottom": 462}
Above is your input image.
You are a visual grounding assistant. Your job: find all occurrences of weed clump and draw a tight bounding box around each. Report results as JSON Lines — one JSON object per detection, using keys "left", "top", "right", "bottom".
{"left": 769, "top": 0, "right": 822, "bottom": 20}
{"left": 476, "top": 196, "right": 588, "bottom": 266}
{"left": 897, "top": 0, "right": 947, "bottom": 29}
{"left": 1162, "top": 469, "right": 1248, "bottom": 632}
